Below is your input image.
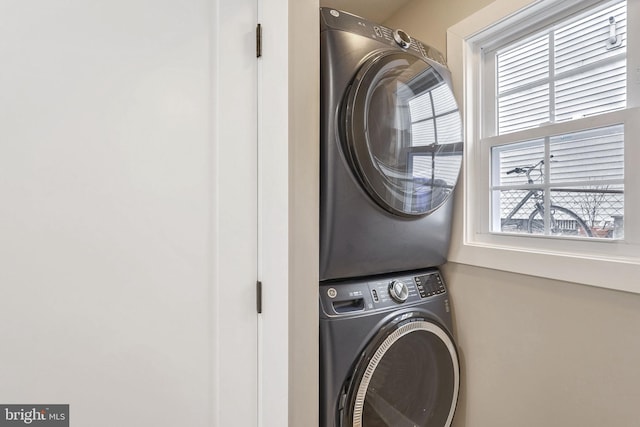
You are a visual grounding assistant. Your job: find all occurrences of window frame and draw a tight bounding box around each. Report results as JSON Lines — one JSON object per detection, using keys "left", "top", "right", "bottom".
{"left": 446, "top": 0, "right": 640, "bottom": 294}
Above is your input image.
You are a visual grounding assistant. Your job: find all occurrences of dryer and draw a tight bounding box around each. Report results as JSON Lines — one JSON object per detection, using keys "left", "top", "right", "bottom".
{"left": 320, "top": 8, "right": 463, "bottom": 281}
{"left": 320, "top": 269, "right": 460, "bottom": 427}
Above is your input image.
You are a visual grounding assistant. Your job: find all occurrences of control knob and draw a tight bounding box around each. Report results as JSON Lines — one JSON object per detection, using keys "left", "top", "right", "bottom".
{"left": 393, "top": 29, "right": 411, "bottom": 49}
{"left": 388, "top": 280, "right": 409, "bottom": 303}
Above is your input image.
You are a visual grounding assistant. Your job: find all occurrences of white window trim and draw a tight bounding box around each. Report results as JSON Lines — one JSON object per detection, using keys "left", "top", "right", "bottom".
{"left": 447, "top": 0, "right": 640, "bottom": 294}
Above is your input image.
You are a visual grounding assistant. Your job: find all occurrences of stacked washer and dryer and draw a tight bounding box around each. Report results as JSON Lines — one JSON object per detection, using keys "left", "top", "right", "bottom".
{"left": 319, "top": 8, "right": 464, "bottom": 427}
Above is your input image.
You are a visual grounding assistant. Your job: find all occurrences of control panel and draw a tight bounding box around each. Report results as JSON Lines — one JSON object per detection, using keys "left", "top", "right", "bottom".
{"left": 320, "top": 269, "right": 447, "bottom": 317}
{"left": 320, "top": 8, "right": 447, "bottom": 66}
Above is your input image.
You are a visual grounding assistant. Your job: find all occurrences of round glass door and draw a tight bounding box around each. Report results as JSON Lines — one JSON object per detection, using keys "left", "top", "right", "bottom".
{"left": 343, "top": 317, "right": 459, "bottom": 427}
{"left": 343, "top": 52, "right": 463, "bottom": 217}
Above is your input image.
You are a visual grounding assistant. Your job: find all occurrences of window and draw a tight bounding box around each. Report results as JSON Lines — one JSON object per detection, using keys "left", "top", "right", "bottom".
{"left": 493, "top": 125, "right": 624, "bottom": 238}
{"left": 447, "top": 0, "right": 640, "bottom": 292}
{"left": 408, "top": 79, "right": 463, "bottom": 209}
{"left": 495, "top": 2, "right": 627, "bottom": 134}
{"left": 486, "top": 0, "right": 626, "bottom": 240}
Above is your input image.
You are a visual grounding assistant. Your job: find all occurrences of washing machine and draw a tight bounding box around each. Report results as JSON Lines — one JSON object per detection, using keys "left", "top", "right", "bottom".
{"left": 320, "top": 269, "right": 460, "bottom": 427}
{"left": 320, "top": 8, "right": 463, "bottom": 281}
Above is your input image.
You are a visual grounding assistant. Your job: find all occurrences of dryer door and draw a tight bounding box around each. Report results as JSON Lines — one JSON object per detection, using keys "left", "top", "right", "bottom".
{"left": 343, "top": 52, "right": 463, "bottom": 217}
{"left": 342, "top": 313, "right": 459, "bottom": 427}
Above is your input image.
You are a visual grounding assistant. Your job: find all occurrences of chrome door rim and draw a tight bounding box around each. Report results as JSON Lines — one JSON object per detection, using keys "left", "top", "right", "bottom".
{"left": 351, "top": 320, "right": 460, "bottom": 427}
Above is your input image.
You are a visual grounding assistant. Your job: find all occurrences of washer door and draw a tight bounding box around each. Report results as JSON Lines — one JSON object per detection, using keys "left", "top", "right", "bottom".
{"left": 342, "top": 314, "right": 459, "bottom": 427}
{"left": 343, "top": 52, "right": 463, "bottom": 217}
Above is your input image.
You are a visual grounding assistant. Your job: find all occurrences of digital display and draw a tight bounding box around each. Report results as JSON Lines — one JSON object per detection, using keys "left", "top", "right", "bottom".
{"left": 415, "top": 273, "right": 446, "bottom": 298}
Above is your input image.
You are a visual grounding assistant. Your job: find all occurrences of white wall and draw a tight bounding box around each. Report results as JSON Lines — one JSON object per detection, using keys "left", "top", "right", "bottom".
{"left": 288, "top": 0, "right": 320, "bottom": 425}
{"left": 0, "top": 1, "right": 257, "bottom": 425}
{"left": 387, "top": 0, "right": 640, "bottom": 426}
{"left": 444, "top": 263, "right": 640, "bottom": 427}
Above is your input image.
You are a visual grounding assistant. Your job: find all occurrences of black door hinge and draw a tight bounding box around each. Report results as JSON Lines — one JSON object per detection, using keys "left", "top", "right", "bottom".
{"left": 256, "top": 280, "right": 263, "bottom": 313}
{"left": 256, "top": 23, "right": 262, "bottom": 58}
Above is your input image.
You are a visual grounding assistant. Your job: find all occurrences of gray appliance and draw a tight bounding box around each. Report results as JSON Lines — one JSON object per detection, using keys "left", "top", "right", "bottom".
{"left": 320, "top": 8, "right": 463, "bottom": 281}
{"left": 320, "top": 269, "right": 460, "bottom": 427}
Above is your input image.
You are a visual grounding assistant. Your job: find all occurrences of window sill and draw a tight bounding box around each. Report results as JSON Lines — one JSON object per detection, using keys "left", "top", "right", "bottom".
{"left": 448, "top": 229, "right": 640, "bottom": 294}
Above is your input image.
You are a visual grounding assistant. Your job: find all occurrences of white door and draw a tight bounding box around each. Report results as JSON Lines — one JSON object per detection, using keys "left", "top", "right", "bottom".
{"left": 214, "top": 0, "right": 260, "bottom": 425}
{"left": 0, "top": 0, "right": 259, "bottom": 425}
